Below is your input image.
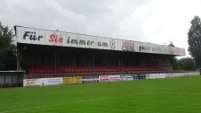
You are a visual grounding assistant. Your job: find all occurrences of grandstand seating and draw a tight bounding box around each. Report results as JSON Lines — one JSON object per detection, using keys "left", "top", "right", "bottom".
{"left": 28, "top": 65, "right": 171, "bottom": 78}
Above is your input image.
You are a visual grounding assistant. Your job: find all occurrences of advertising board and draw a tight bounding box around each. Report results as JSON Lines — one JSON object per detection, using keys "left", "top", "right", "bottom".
{"left": 23, "top": 79, "right": 40, "bottom": 87}
{"left": 40, "top": 77, "right": 62, "bottom": 86}
{"left": 99, "top": 75, "right": 109, "bottom": 82}
{"left": 72, "top": 76, "right": 82, "bottom": 84}
{"left": 133, "top": 74, "right": 139, "bottom": 80}
{"left": 15, "top": 26, "right": 122, "bottom": 51}
{"left": 148, "top": 73, "right": 166, "bottom": 79}
{"left": 108, "top": 75, "right": 120, "bottom": 82}
{"left": 62, "top": 77, "right": 72, "bottom": 84}
{"left": 63, "top": 76, "right": 82, "bottom": 84}
{"left": 120, "top": 75, "right": 133, "bottom": 81}
{"left": 134, "top": 41, "right": 185, "bottom": 56}
{"left": 165, "top": 73, "right": 173, "bottom": 77}
{"left": 82, "top": 76, "right": 99, "bottom": 83}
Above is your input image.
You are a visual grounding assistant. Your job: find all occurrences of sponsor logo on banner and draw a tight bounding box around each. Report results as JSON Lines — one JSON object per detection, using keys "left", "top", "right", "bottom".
{"left": 82, "top": 76, "right": 99, "bottom": 83}
{"left": 63, "top": 76, "right": 82, "bottom": 84}
{"left": 72, "top": 76, "right": 82, "bottom": 84}
{"left": 148, "top": 74, "right": 166, "bottom": 79}
{"left": 109, "top": 75, "right": 120, "bottom": 82}
{"left": 23, "top": 79, "right": 39, "bottom": 87}
{"left": 110, "top": 39, "right": 116, "bottom": 49}
{"left": 63, "top": 77, "right": 72, "bottom": 84}
{"left": 99, "top": 75, "right": 120, "bottom": 82}
{"left": 40, "top": 77, "right": 62, "bottom": 86}
{"left": 120, "top": 75, "right": 133, "bottom": 81}
{"left": 122, "top": 42, "right": 134, "bottom": 51}
{"left": 133, "top": 74, "right": 139, "bottom": 80}
{"left": 99, "top": 75, "right": 109, "bottom": 82}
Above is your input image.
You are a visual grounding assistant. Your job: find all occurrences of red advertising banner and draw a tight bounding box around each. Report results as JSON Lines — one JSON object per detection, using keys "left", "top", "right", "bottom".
{"left": 99, "top": 75, "right": 120, "bottom": 82}
{"left": 99, "top": 75, "right": 109, "bottom": 82}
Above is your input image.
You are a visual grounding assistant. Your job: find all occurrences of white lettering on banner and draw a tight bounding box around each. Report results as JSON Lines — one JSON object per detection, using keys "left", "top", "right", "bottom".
{"left": 15, "top": 26, "right": 185, "bottom": 56}
{"left": 99, "top": 75, "right": 109, "bottom": 82}
{"left": 100, "top": 75, "right": 108, "bottom": 80}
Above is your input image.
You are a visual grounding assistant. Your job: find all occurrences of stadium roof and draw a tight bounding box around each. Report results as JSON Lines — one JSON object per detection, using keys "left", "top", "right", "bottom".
{"left": 14, "top": 26, "right": 185, "bottom": 56}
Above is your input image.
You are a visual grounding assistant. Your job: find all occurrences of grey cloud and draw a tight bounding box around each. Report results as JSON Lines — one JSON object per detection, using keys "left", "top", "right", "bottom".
{"left": 0, "top": 0, "right": 150, "bottom": 39}
{"left": 0, "top": 0, "right": 196, "bottom": 56}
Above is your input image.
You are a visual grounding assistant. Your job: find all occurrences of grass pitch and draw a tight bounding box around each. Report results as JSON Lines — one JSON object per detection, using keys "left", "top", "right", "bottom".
{"left": 0, "top": 76, "right": 201, "bottom": 113}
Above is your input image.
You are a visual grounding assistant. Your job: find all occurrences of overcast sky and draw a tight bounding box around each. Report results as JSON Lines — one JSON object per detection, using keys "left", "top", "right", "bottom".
{"left": 1, "top": 0, "right": 201, "bottom": 57}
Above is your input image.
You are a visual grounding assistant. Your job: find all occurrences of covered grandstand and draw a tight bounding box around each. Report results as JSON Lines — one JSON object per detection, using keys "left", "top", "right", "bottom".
{"left": 14, "top": 26, "right": 185, "bottom": 79}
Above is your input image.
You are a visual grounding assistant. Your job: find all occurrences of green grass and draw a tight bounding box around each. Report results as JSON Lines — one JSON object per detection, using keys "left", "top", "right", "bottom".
{"left": 0, "top": 76, "right": 201, "bottom": 113}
